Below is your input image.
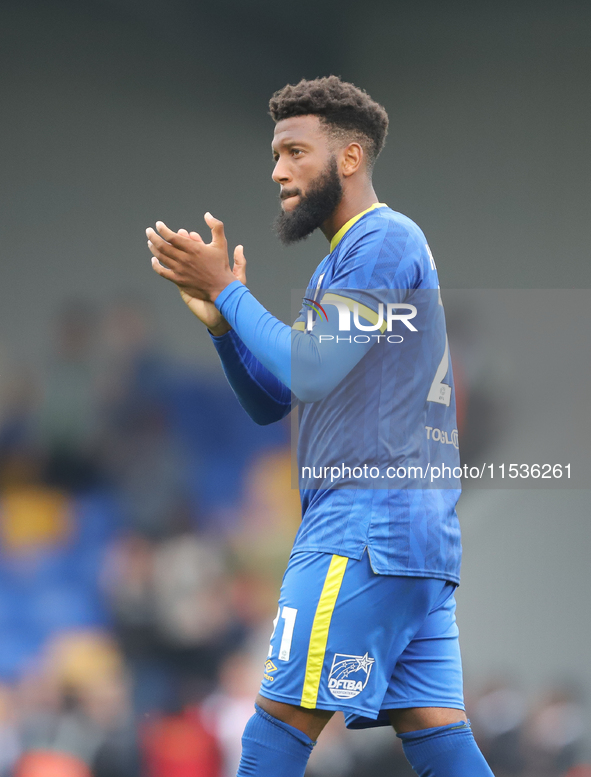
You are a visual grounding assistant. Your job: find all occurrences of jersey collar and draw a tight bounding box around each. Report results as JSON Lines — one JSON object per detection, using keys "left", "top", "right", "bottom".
{"left": 329, "top": 202, "right": 387, "bottom": 253}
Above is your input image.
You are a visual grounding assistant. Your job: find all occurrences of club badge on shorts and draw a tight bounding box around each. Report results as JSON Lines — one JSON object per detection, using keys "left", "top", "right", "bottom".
{"left": 328, "top": 652, "right": 375, "bottom": 699}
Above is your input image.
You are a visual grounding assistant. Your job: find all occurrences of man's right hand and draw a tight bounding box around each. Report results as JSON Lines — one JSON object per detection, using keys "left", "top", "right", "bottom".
{"left": 177, "top": 229, "right": 247, "bottom": 336}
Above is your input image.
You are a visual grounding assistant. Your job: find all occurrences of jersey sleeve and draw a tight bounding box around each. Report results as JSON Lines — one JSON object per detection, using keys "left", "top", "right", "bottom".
{"left": 215, "top": 282, "right": 374, "bottom": 404}
{"left": 210, "top": 329, "right": 292, "bottom": 425}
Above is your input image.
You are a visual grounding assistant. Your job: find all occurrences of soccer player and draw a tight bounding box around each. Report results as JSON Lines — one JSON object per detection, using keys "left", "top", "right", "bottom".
{"left": 147, "top": 76, "right": 494, "bottom": 777}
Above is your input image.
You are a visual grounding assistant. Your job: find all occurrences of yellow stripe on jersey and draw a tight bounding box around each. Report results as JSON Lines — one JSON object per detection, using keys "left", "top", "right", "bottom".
{"left": 330, "top": 203, "right": 387, "bottom": 253}
{"left": 321, "top": 293, "right": 388, "bottom": 334}
{"left": 292, "top": 321, "right": 306, "bottom": 331}
{"left": 300, "top": 554, "right": 348, "bottom": 708}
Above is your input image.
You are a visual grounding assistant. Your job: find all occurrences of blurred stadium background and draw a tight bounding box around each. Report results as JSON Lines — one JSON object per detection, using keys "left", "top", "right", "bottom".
{"left": 0, "top": 0, "right": 590, "bottom": 774}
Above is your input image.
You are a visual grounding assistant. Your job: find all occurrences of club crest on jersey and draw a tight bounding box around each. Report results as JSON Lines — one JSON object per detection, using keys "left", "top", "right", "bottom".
{"left": 328, "top": 653, "right": 375, "bottom": 699}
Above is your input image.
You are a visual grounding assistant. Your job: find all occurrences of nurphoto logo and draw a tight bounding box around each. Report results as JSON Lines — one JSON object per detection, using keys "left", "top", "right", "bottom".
{"left": 303, "top": 296, "right": 418, "bottom": 344}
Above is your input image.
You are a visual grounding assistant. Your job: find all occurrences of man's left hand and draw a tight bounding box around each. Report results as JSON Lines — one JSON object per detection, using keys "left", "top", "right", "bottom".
{"left": 147, "top": 213, "right": 236, "bottom": 303}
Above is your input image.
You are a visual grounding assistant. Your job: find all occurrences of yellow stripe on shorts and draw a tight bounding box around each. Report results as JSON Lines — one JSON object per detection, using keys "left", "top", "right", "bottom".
{"left": 300, "top": 554, "right": 348, "bottom": 708}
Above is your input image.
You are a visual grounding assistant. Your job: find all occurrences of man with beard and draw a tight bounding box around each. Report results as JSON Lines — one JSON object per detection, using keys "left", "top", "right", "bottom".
{"left": 147, "top": 76, "right": 494, "bottom": 777}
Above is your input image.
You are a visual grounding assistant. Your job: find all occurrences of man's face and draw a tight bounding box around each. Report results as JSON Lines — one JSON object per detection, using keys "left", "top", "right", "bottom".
{"left": 272, "top": 115, "right": 343, "bottom": 245}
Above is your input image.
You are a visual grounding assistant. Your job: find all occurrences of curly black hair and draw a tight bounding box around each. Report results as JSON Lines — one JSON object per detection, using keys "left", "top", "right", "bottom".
{"left": 269, "top": 76, "right": 389, "bottom": 168}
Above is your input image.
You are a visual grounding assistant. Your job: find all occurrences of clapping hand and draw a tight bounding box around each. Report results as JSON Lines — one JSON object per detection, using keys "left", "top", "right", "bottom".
{"left": 147, "top": 214, "right": 246, "bottom": 336}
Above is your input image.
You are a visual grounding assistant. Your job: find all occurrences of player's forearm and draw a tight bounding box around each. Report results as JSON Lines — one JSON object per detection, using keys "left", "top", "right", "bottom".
{"left": 215, "top": 281, "right": 293, "bottom": 387}
{"left": 210, "top": 329, "right": 291, "bottom": 425}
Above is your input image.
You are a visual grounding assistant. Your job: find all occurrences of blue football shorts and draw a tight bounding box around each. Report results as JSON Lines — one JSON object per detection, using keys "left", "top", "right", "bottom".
{"left": 260, "top": 549, "right": 464, "bottom": 729}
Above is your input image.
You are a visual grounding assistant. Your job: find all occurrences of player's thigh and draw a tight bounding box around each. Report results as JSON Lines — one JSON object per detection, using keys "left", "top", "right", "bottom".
{"left": 384, "top": 581, "right": 465, "bottom": 725}
{"left": 388, "top": 706, "right": 467, "bottom": 734}
{"left": 260, "top": 551, "right": 439, "bottom": 721}
{"left": 255, "top": 693, "right": 334, "bottom": 740}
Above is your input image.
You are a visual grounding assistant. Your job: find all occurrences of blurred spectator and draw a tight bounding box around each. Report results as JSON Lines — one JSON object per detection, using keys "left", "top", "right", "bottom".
{"left": 0, "top": 364, "right": 38, "bottom": 485}
{"left": 471, "top": 678, "right": 527, "bottom": 775}
{"left": 0, "top": 485, "right": 72, "bottom": 554}
{"left": 15, "top": 751, "right": 92, "bottom": 777}
{"left": 152, "top": 531, "right": 230, "bottom": 650}
{"left": 347, "top": 725, "right": 416, "bottom": 777}
{"left": 305, "top": 715, "right": 356, "bottom": 777}
{"left": 0, "top": 683, "right": 20, "bottom": 776}
{"left": 97, "top": 298, "right": 194, "bottom": 537}
{"left": 14, "top": 630, "right": 138, "bottom": 777}
{"left": 98, "top": 297, "right": 169, "bottom": 419}
{"left": 104, "top": 402, "right": 188, "bottom": 537}
{"left": 0, "top": 488, "right": 116, "bottom": 680}
{"left": 304, "top": 717, "right": 416, "bottom": 777}
{"left": 141, "top": 708, "right": 221, "bottom": 777}
{"left": 36, "top": 302, "right": 102, "bottom": 491}
{"left": 229, "top": 447, "right": 299, "bottom": 629}
{"left": 102, "top": 533, "right": 172, "bottom": 716}
{"left": 101, "top": 534, "right": 157, "bottom": 658}
{"left": 445, "top": 302, "right": 509, "bottom": 471}
{"left": 523, "top": 686, "right": 586, "bottom": 776}
{"left": 104, "top": 529, "right": 236, "bottom": 716}
{"left": 201, "top": 651, "right": 262, "bottom": 777}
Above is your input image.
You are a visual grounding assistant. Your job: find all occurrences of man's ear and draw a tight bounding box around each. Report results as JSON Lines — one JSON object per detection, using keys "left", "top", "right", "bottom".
{"left": 341, "top": 142, "right": 364, "bottom": 177}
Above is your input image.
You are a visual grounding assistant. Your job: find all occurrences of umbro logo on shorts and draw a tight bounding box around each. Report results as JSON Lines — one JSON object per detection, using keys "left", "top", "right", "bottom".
{"left": 328, "top": 652, "right": 375, "bottom": 699}
{"left": 263, "top": 659, "right": 278, "bottom": 682}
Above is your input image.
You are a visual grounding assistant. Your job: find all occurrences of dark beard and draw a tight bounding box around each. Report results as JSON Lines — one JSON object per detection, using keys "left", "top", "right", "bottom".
{"left": 274, "top": 156, "right": 343, "bottom": 245}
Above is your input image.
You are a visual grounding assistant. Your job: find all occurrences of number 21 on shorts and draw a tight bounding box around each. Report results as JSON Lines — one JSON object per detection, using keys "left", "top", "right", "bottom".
{"left": 268, "top": 606, "right": 298, "bottom": 661}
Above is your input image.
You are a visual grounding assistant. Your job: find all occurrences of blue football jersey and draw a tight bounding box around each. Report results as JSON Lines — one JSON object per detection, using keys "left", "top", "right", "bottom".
{"left": 291, "top": 204, "right": 462, "bottom": 583}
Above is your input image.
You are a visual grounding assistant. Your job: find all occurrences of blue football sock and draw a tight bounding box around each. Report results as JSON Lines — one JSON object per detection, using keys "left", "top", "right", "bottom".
{"left": 236, "top": 703, "right": 315, "bottom": 777}
{"left": 398, "top": 721, "right": 494, "bottom": 776}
